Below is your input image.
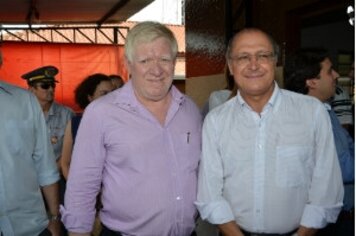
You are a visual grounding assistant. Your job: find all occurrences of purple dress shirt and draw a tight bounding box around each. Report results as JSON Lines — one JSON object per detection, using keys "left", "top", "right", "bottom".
{"left": 61, "top": 80, "right": 202, "bottom": 236}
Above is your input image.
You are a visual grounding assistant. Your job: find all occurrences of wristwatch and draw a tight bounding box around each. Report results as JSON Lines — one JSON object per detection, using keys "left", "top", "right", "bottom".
{"left": 49, "top": 214, "right": 61, "bottom": 221}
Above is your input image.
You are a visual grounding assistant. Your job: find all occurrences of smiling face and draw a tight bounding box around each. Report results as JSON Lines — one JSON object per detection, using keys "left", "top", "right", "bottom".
{"left": 227, "top": 30, "right": 277, "bottom": 102}
{"left": 126, "top": 36, "right": 176, "bottom": 103}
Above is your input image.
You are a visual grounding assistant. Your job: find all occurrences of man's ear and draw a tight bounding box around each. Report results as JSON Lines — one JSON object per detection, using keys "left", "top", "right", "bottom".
{"left": 227, "top": 61, "right": 233, "bottom": 76}
{"left": 124, "top": 56, "right": 132, "bottom": 79}
{"left": 124, "top": 56, "right": 131, "bottom": 70}
{"left": 306, "top": 78, "right": 317, "bottom": 89}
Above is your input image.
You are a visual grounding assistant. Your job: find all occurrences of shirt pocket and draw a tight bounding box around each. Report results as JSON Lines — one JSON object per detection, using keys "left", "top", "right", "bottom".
{"left": 275, "top": 146, "right": 312, "bottom": 187}
{"left": 48, "top": 124, "right": 65, "bottom": 142}
{"left": 178, "top": 130, "right": 201, "bottom": 172}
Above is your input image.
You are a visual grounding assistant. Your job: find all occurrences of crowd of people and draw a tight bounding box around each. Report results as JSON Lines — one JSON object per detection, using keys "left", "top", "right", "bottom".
{"left": 0, "top": 21, "right": 353, "bottom": 236}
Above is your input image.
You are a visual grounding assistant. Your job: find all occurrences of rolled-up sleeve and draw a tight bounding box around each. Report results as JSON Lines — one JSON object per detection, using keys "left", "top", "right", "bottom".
{"left": 196, "top": 113, "right": 235, "bottom": 224}
{"left": 300, "top": 106, "right": 344, "bottom": 228}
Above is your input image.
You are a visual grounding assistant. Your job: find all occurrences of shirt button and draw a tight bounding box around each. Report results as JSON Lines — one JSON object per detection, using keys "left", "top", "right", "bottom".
{"left": 176, "top": 196, "right": 181, "bottom": 200}
{"left": 258, "top": 144, "right": 262, "bottom": 149}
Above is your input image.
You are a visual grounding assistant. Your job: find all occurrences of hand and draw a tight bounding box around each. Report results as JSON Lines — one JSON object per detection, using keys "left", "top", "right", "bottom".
{"left": 295, "top": 226, "right": 317, "bottom": 236}
{"left": 218, "top": 221, "right": 245, "bottom": 236}
{"left": 47, "top": 220, "right": 61, "bottom": 236}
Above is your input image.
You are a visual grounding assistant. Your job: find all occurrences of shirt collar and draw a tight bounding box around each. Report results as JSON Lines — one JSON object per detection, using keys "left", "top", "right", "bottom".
{"left": 47, "top": 102, "right": 59, "bottom": 116}
{"left": 236, "top": 81, "right": 280, "bottom": 110}
{"left": 0, "top": 81, "right": 13, "bottom": 95}
{"left": 323, "top": 102, "right": 332, "bottom": 111}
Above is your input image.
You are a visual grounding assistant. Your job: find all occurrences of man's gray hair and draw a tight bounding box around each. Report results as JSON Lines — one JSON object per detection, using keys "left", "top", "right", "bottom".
{"left": 125, "top": 21, "right": 178, "bottom": 63}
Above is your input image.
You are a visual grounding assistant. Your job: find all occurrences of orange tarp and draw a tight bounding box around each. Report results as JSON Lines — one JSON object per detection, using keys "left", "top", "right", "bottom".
{"left": 0, "top": 41, "right": 128, "bottom": 112}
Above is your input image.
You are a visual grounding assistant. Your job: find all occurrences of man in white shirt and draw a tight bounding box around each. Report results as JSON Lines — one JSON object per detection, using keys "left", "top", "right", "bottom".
{"left": 195, "top": 28, "right": 344, "bottom": 236}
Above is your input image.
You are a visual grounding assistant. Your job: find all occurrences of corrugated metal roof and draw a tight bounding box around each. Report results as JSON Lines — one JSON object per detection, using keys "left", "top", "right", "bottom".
{"left": 1, "top": 21, "right": 186, "bottom": 53}
{"left": 0, "top": 0, "right": 154, "bottom": 25}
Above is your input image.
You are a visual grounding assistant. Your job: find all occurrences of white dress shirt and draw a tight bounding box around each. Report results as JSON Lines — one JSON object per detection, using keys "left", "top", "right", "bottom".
{"left": 196, "top": 83, "right": 344, "bottom": 234}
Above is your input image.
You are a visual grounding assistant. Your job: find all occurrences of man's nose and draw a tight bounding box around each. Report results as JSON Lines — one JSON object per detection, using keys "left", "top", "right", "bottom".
{"left": 150, "top": 60, "right": 164, "bottom": 74}
{"left": 247, "top": 55, "right": 259, "bottom": 69}
{"left": 332, "top": 69, "right": 340, "bottom": 80}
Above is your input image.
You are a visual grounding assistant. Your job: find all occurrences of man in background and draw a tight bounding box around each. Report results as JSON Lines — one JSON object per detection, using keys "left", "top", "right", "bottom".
{"left": 0, "top": 51, "right": 61, "bottom": 235}
{"left": 22, "top": 65, "right": 74, "bottom": 165}
{"left": 22, "top": 65, "right": 74, "bottom": 236}
{"left": 284, "top": 48, "right": 354, "bottom": 236}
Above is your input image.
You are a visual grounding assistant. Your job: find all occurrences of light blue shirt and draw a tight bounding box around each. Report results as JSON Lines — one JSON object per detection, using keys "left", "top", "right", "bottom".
{"left": 45, "top": 102, "right": 74, "bottom": 160}
{"left": 325, "top": 103, "right": 354, "bottom": 183}
{"left": 196, "top": 84, "right": 344, "bottom": 234}
{"left": 325, "top": 103, "right": 354, "bottom": 211}
{"left": 0, "top": 81, "right": 59, "bottom": 236}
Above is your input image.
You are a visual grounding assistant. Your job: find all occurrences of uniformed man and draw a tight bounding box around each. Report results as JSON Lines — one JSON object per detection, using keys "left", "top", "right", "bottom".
{"left": 22, "top": 65, "right": 74, "bottom": 164}
{"left": 22, "top": 66, "right": 74, "bottom": 231}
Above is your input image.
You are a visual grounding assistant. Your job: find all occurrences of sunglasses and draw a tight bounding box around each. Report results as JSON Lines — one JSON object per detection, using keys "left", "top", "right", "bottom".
{"left": 37, "top": 82, "right": 56, "bottom": 90}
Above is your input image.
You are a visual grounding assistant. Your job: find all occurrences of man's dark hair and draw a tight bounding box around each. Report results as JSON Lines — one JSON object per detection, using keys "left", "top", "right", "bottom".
{"left": 226, "top": 28, "right": 280, "bottom": 63}
{"left": 284, "top": 48, "right": 329, "bottom": 94}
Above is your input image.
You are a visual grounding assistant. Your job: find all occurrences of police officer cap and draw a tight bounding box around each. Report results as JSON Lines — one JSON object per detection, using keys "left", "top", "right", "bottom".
{"left": 21, "top": 65, "right": 59, "bottom": 84}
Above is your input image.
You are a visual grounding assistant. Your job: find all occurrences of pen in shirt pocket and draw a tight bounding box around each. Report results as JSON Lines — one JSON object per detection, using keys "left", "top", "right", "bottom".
{"left": 186, "top": 132, "right": 190, "bottom": 144}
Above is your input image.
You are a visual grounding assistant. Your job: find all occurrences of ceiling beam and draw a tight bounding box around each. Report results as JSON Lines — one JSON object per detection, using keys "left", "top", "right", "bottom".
{"left": 26, "top": 0, "right": 40, "bottom": 27}
{"left": 97, "top": 0, "right": 130, "bottom": 26}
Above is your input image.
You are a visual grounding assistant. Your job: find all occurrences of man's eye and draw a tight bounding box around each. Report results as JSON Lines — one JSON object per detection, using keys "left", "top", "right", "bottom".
{"left": 139, "top": 59, "right": 152, "bottom": 64}
{"left": 237, "top": 55, "right": 249, "bottom": 61}
{"left": 160, "top": 58, "right": 172, "bottom": 64}
{"left": 259, "top": 54, "right": 270, "bottom": 59}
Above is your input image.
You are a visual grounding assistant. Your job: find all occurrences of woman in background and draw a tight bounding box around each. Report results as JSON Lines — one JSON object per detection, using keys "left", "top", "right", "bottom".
{"left": 60, "top": 73, "right": 116, "bottom": 179}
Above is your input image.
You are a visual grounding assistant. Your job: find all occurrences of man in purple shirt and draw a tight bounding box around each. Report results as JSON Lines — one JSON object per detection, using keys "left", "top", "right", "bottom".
{"left": 60, "top": 21, "right": 202, "bottom": 236}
